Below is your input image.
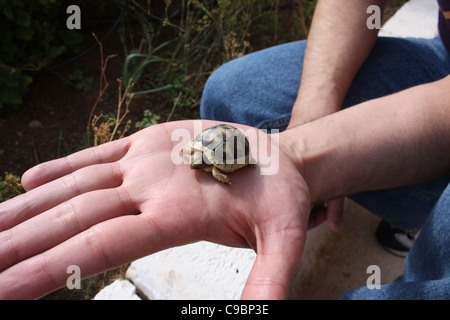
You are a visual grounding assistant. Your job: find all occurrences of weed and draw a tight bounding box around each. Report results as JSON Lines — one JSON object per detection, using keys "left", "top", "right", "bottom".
{"left": 0, "top": 172, "right": 24, "bottom": 202}
{"left": 65, "top": 69, "right": 94, "bottom": 92}
{"left": 0, "top": 0, "right": 83, "bottom": 111}
{"left": 118, "top": 0, "right": 319, "bottom": 118}
{"left": 90, "top": 79, "right": 133, "bottom": 146}
{"left": 85, "top": 1, "right": 320, "bottom": 147}
{"left": 135, "top": 109, "right": 161, "bottom": 130}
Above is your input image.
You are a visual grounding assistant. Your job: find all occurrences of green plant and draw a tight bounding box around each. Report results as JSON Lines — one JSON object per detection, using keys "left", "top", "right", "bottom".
{"left": 120, "top": 1, "right": 316, "bottom": 117}
{"left": 0, "top": 172, "right": 24, "bottom": 202}
{"left": 66, "top": 69, "right": 94, "bottom": 92}
{"left": 0, "top": 68, "right": 33, "bottom": 108}
{"left": 0, "top": 0, "right": 83, "bottom": 111}
{"left": 135, "top": 109, "right": 161, "bottom": 130}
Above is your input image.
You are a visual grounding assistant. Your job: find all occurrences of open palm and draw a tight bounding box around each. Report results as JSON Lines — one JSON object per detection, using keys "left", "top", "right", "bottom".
{"left": 0, "top": 120, "right": 311, "bottom": 299}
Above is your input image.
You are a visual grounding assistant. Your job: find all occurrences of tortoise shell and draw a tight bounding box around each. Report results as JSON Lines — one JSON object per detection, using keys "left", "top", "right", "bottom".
{"left": 180, "top": 124, "right": 255, "bottom": 184}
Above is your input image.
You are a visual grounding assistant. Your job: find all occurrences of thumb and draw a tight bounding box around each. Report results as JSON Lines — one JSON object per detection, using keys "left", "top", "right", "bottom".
{"left": 240, "top": 229, "right": 305, "bottom": 300}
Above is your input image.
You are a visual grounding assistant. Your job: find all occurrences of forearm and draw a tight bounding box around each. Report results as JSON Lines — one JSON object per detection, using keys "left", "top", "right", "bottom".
{"left": 291, "top": 0, "right": 386, "bottom": 125}
{"left": 283, "top": 75, "right": 450, "bottom": 202}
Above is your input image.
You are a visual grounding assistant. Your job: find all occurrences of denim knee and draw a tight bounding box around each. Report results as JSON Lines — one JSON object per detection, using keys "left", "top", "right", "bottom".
{"left": 200, "top": 41, "right": 306, "bottom": 128}
{"left": 200, "top": 64, "right": 231, "bottom": 121}
{"left": 200, "top": 61, "right": 250, "bottom": 123}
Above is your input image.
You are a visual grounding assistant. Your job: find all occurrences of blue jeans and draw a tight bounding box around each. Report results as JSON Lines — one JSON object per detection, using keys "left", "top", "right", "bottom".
{"left": 342, "top": 183, "right": 450, "bottom": 299}
{"left": 200, "top": 37, "right": 450, "bottom": 299}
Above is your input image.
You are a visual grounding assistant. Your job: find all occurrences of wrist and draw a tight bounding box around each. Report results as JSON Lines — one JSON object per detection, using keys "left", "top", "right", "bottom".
{"left": 279, "top": 124, "right": 327, "bottom": 203}
{"left": 288, "top": 93, "right": 342, "bottom": 129}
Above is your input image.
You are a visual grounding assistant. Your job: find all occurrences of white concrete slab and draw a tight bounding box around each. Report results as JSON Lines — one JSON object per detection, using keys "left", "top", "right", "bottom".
{"left": 379, "top": 0, "right": 439, "bottom": 38}
{"left": 125, "top": 242, "right": 256, "bottom": 300}
{"left": 93, "top": 279, "right": 141, "bottom": 300}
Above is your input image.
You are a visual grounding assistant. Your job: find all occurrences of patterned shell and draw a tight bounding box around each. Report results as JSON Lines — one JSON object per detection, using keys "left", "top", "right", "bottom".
{"left": 190, "top": 124, "right": 252, "bottom": 171}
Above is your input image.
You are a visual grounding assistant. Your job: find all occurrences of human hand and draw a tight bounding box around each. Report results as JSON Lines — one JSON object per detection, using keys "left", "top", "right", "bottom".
{"left": 0, "top": 120, "right": 311, "bottom": 299}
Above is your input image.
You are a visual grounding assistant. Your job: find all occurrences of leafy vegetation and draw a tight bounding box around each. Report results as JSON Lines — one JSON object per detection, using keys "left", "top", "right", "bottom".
{"left": 86, "top": 0, "right": 317, "bottom": 147}
{"left": 135, "top": 109, "right": 161, "bottom": 130}
{"left": 65, "top": 69, "right": 94, "bottom": 92}
{"left": 0, "top": 0, "right": 83, "bottom": 111}
{"left": 119, "top": 0, "right": 317, "bottom": 116}
{"left": 0, "top": 172, "right": 24, "bottom": 202}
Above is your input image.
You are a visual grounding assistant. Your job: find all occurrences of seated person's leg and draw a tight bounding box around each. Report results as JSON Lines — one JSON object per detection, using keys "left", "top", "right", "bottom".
{"left": 201, "top": 41, "right": 306, "bottom": 131}
{"left": 201, "top": 37, "right": 450, "bottom": 130}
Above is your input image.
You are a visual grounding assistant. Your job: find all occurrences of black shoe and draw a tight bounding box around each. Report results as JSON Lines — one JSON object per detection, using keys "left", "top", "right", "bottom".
{"left": 375, "top": 220, "right": 420, "bottom": 258}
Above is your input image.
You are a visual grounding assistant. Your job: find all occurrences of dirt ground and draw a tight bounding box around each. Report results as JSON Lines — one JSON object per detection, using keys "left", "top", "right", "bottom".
{"left": 0, "top": 2, "right": 184, "bottom": 179}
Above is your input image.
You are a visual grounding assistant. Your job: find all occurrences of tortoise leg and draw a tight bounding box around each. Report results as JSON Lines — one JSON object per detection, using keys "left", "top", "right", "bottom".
{"left": 179, "top": 146, "right": 193, "bottom": 156}
{"left": 211, "top": 167, "right": 231, "bottom": 185}
{"left": 189, "top": 151, "right": 204, "bottom": 169}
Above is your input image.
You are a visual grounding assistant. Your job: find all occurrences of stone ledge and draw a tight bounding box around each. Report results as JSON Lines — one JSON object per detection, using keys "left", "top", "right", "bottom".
{"left": 125, "top": 242, "right": 256, "bottom": 300}
{"left": 93, "top": 279, "right": 141, "bottom": 300}
{"left": 379, "top": 0, "right": 438, "bottom": 38}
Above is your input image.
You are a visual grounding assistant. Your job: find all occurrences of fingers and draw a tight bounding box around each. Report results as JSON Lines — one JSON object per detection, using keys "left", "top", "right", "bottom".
{"left": 21, "top": 137, "right": 131, "bottom": 191}
{"left": 0, "top": 162, "right": 124, "bottom": 231}
{"left": 307, "top": 198, "right": 344, "bottom": 232}
{"left": 307, "top": 203, "right": 327, "bottom": 230}
{"left": 0, "top": 212, "right": 189, "bottom": 299}
{"left": 0, "top": 186, "right": 137, "bottom": 273}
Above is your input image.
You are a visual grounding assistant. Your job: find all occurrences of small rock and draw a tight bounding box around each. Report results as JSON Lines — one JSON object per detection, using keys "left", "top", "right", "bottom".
{"left": 28, "top": 120, "right": 43, "bottom": 128}
{"left": 342, "top": 272, "right": 351, "bottom": 279}
{"left": 93, "top": 279, "right": 141, "bottom": 300}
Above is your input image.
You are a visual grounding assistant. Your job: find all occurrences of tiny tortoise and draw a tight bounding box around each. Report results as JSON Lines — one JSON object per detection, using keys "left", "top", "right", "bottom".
{"left": 180, "top": 124, "right": 255, "bottom": 185}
